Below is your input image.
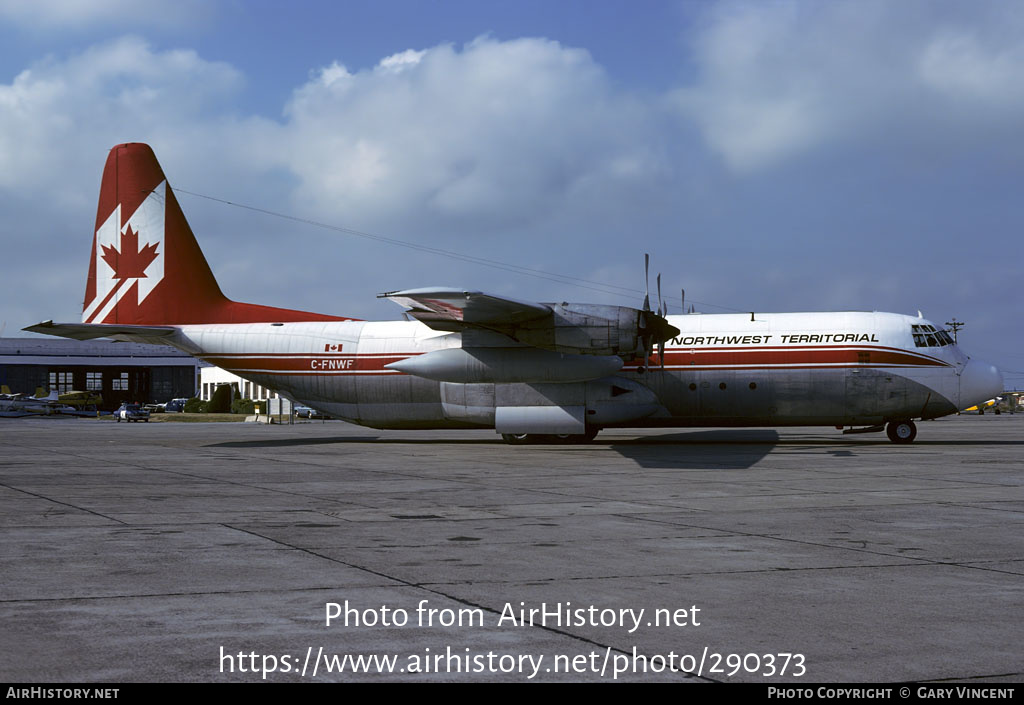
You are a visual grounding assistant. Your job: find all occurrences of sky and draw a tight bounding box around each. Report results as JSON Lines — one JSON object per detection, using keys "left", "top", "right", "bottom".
{"left": 1, "top": 0, "right": 1021, "bottom": 387}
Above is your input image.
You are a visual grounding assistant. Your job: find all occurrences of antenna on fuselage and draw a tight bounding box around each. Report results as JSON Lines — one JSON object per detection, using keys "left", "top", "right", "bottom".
{"left": 946, "top": 317, "right": 965, "bottom": 344}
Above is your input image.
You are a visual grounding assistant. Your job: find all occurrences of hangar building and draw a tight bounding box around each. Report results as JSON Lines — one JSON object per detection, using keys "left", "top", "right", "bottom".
{"left": 0, "top": 338, "right": 199, "bottom": 410}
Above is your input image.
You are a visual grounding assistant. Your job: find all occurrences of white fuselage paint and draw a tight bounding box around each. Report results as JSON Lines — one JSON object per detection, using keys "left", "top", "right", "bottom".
{"left": 153, "top": 311, "right": 995, "bottom": 431}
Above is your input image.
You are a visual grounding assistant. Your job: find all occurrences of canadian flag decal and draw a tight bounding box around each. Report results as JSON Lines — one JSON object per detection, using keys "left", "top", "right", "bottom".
{"left": 83, "top": 181, "right": 166, "bottom": 323}
{"left": 325, "top": 343, "right": 343, "bottom": 352}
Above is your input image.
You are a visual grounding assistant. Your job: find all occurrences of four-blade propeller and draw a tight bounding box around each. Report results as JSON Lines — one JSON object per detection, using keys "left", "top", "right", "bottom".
{"left": 638, "top": 253, "right": 680, "bottom": 371}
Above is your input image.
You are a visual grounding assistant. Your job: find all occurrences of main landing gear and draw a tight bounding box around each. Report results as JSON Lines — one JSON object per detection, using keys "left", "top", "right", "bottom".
{"left": 886, "top": 420, "right": 917, "bottom": 444}
{"left": 501, "top": 428, "right": 600, "bottom": 445}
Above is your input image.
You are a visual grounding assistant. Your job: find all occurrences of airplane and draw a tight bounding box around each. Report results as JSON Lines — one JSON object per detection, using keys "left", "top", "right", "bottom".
{"left": 55, "top": 389, "right": 103, "bottom": 409}
{"left": 0, "top": 388, "right": 79, "bottom": 418}
{"left": 26, "top": 143, "right": 1004, "bottom": 444}
{"left": 963, "top": 397, "right": 1000, "bottom": 414}
{"left": 1, "top": 386, "right": 103, "bottom": 408}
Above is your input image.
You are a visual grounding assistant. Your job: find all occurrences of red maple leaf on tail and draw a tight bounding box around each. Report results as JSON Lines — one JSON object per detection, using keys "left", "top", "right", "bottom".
{"left": 101, "top": 226, "right": 159, "bottom": 279}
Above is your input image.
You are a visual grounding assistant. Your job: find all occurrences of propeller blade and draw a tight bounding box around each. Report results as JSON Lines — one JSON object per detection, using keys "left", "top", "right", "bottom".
{"left": 659, "top": 339, "right": 666, "bottom": 368}
{"left": 643, "top": 253, "right": 651, "bottom": 312}
{"left": 681, "top": 289, "right": 685, "bottom": 315}
{"left": 656, "top": 273, "right": 662, "bottom": 319}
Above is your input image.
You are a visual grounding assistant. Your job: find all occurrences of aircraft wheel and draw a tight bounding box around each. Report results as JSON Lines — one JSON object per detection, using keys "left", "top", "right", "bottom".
{"left": 116, "top": 418, "right": 120, "bottom": 423}
{"left": 502, "top": 433, "right": 533, "bottom": 445}
{"left": 548, "top": 428, "right": 601, "bottom": 444}
{"left": 886, "top": 420, "right": 917, "bottom": 444}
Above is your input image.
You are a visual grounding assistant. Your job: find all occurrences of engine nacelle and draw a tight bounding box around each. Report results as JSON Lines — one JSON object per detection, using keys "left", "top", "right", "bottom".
{"left": 386, "top": 346, "right": 623, "bottom": 384}
{"left": 511, "top": 303, "right": 643, "bottom": 356}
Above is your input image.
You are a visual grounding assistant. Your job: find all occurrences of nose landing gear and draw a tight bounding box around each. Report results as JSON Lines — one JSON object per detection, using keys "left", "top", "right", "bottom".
{"left": 886, "top": 420, "right": 917, "bottom": 444}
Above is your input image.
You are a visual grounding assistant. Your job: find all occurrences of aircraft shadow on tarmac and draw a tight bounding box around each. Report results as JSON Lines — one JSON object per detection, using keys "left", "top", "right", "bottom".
{"left": 204, "top": 428, "right": 1023, "bottom": 472}
{"left": 208, "top": 429, "right": 782, "bottom": 470}
{"left": 606, "top": 429, "right": 779, "bottom": 469}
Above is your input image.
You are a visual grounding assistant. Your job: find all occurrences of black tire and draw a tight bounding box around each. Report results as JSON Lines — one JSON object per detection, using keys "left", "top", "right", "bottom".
{"left": 545, "top": 428, "right": 601, "bottom": 444}
{"left": 502, "top": 433, "right": 533, "bottom": 445}
{"left": 886, "top": 420, "right": 917, "bottom": 444}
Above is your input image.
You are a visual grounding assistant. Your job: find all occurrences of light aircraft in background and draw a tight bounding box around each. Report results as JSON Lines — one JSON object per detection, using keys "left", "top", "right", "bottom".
{"left": 0, "top": 387, "right": 77, "bottom": 418}
{"left": 27, "top": 143, "right": 1004, "bottom": 443}
{"left": 963, "top": 397, "right": 1000, "bottom": 414}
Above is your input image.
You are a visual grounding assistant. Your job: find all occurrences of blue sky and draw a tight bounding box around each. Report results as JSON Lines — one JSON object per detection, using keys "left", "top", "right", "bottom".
{"left": 1, "top": 0, "right": 1021, "bottom": 386}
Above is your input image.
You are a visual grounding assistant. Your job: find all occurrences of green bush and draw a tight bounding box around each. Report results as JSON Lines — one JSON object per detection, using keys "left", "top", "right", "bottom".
{"left": 231, "top": 397, "right": 255, "bottom": 415}
{"left": 183, "top": 397, "right": 207, "bottom": 413}
{"left": 207, "top": 384, "right": 234, "bottom": 413}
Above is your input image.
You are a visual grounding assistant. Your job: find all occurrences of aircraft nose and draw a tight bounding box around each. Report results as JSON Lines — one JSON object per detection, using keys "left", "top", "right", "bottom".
{"left": 959, "top": 359, "right": 1004, "bottom": 410}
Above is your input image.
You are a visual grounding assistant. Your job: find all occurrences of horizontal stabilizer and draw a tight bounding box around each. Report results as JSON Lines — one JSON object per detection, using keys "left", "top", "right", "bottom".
{"left": 24, "top": 320, "right": 178, "bottom": 341}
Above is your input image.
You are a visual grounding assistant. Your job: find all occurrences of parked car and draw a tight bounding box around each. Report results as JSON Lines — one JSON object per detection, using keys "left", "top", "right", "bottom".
{"left": 115, "top": 403, "right": 150, "bottom": 423}
{"left": 164, "top": 398, "right": 187, "bottom": 413}
{"left": 294, "top": 405, "right": 313, "bottom": 418}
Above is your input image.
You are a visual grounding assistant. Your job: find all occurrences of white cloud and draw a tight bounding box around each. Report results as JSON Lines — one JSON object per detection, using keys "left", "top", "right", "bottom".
{"left": 919, "top": 30, "right": 1024, "bottom": 106}
{"left": 275, "top": 37, "right": 666, "bottom": 231}
{"left": 0, "top": 0, "right": 210, "bottom": 30}
{"left": 674, "top": 1, "right": 1024, "bottom": 171}
{"left": 0, "top": 36, "right": 243, "bottom": 200}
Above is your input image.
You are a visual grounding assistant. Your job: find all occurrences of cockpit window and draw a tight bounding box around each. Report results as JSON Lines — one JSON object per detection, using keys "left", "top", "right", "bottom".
{"left": 911, "top": 324, "right": 954, "bottom": 348}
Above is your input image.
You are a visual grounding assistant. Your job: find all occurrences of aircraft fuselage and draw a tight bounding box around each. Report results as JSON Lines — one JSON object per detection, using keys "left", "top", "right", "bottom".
{"left": 159, "top": 310, "right": 999, "bottom": 433}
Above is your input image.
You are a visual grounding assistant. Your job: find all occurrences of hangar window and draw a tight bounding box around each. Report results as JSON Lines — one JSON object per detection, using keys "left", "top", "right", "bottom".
{"left": 911, "top": 324, "right": 953, "bottom": 348}
{"left": 86, "top": 372, "right": 102, "bottom": 391}
{"left": 49, "top": 372, "right": 74, "bottom": 393}
{"left": 112, "top": 372, "right": 129, "bottom": 391}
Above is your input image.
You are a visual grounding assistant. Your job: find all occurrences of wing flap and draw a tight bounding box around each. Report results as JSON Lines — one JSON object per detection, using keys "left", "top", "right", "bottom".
{"left": 378, "top": 288, "right": 551, "bottom": 331}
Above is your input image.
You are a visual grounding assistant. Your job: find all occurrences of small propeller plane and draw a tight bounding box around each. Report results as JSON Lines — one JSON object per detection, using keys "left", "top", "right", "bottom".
{"left": 26, "top": 143, "right": 1004, "bottom": 443}
{"left": 0, "top": 387, "right": 77, "bottom": 418}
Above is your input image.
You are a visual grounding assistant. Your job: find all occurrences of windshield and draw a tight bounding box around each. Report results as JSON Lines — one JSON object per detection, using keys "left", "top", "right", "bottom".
{"left": 911, "top": 324, "right": 954, "bottom": 348}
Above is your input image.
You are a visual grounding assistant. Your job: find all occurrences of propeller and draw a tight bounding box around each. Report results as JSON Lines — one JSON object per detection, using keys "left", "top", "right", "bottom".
{"left": 637, "top": 254, "right": 680, "bottom": 372}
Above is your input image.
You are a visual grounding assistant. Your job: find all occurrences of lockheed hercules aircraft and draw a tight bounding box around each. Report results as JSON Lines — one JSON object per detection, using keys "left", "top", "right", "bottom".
{"left": 28, "top": 143, "right": 1003, "bottom": 444}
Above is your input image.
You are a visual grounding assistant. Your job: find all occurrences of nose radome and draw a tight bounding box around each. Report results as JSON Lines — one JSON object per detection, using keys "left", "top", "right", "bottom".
{"left": 959, "top": 359, "right": 1004, "bottom": 410}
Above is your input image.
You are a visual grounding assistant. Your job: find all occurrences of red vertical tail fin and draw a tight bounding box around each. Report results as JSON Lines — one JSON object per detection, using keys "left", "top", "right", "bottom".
{"left": 82, "top": 143, "right": 349, "bottom": 325}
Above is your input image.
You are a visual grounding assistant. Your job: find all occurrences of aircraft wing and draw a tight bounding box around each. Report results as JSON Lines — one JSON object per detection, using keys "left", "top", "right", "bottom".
{"left": 380, "top": 287, "right": 678, "bottom": 359}
{"left": 23, "top": 321, "right": 178, "bottom": 342}
{"left": 378, "top": 288, "right": 551, "bottom": 332}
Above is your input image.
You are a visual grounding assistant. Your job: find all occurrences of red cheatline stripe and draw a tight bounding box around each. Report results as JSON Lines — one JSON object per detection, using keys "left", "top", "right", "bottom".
{"left": 624, "top": 347, "right": 950, "bottom": 369}
{"left": 204, "top": 355, "right": 410, "bottom": 373}
{"left": 675, "top": 345, "right": 947, "bottom": 365}
{"left": 232, "top": 370, "right": 403, "bottom": 377}
{"left": 203, "top": 352, "right": 424, "bottom": 359}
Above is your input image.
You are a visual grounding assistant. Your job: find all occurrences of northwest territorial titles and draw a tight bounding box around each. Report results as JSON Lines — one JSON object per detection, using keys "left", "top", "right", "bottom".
{"left": 497, "top": 602, "right": 700, "bottom": 634}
